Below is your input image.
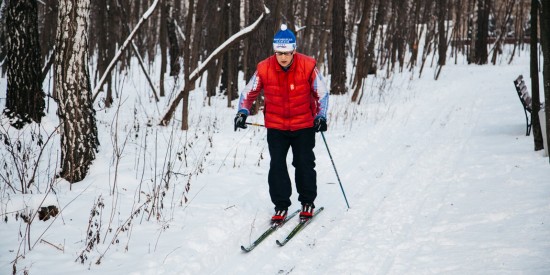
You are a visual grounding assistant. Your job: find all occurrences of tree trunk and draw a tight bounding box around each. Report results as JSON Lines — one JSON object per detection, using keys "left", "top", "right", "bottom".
{"left": 351, "top": 0, "right": 373, "bottom": 102}
{"left": 38, "top": 0, "right": 58, "bottom": 64}
{"left": 92, "top": 0, "right": 116, "bottom": 108}
{"left": 407, "top": 0, "right": 423, "bottom": 70}
{"left": 316, "top": 0, "right": 334, "bottom": 73}
{"left": 475, "top": 0, "right": 490, "bottom": 64}
{"left": 330, "top": 0, "right": 346, "bottom": 95}
{"left": 434, "top": 0, "right": 448, "bottom": 80}
{"left": 300, "top": 0, "right": 316, "bottom": 55}
{"left": 530, "top": 0, "right": 543, "bottom": 151}
{"left": 55, "top": 0, "right": 99, "bottom": 183}
{"left": 394, "top": 0, "right": 409, "bottom": 73}
{"left": 361, "top": 0, "right": 388, "bottom": 90}
{"left": 181, "top": 0, "right": 194, "bottom": 130}
{"left": 221, "top": 0, "right": 240, "bottom": 107}
{"left": 189, "top": 0, "right": 205, "bottom": 91}
{"left": 3, "top": 0, "right": 45, "bottom": 129}
{"left": 540, "top": 0, "right": 550, "bottom": 162}
{"left": 205, "top": 0, "right": 224, "bottom": 98}
{"left": 167, "top": 0, "right": 181, "bottom": 77}
{"left": 159, "top": 0, "right": 168, "bottom": 97}
{"left": 437, "top": 0, "right": 448, "bottom": 67}
{"left": 468, "top": 0, "right": 477, "bottom": 64}
{"left": 490, "top": 0, "right": 514, "bottom": 65}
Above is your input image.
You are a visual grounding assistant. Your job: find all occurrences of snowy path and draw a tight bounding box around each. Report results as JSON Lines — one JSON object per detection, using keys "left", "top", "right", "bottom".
{"left": 204, "top": 65, "right": 550, "bottom": 274}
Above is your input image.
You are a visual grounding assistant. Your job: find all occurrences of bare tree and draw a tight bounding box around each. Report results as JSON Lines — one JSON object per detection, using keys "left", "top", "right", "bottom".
{"left": 299, "top": 0, "right": 317, "bottom": 56}
{"left": 316, "top": 0, "right": 334, "bottom": 73}
{"left": 392, "top": 0, "right": 410, "bottom": 73}
{"left": 180, "top": 0, "right": 195, "bottom": 130}
{"left": 529, "top": 0, "right": 543, "bottom": 151}
{"left": 435, "top": 0, "right": 448, "bottom": 79}
{"left": 38, "top": 0, "right": 58, "bottom": 64}
{"left": 2, "top": 0, "right": 45, "bottom": 129}
{"left": 205, "top": 0, "right": 225, "bottom": 99}
{"left": 541, "top": 0, "right": 550, "bottom": 162}
{"left": 91, "top": 0, "right": 119, "bottom": 108}
{"left": 159, "top": 0, "right": 168, "bottom": 97}
{"left": 474, "top": 0, "right": 490, "bottom": 64}
{"left": 167, "top": 0, "right": 181, "bottom": 77}
{"left": 490, "top": 0, "right": 514, "bottom": 65}
{"left": 351, "top": 0, "right": 373, "bottom": 102}
{"left": 406, "top": 0, "right": 423, "bottom": 70}
{"left": 331, "top": 0, "right": 346, "bottom": 95}
{"left": 419, "top": 0, "right": 437, "bottom": 77}
{"left": 221, "top": 0, "right": 241, "bottom": 107}
{"left": 54, "top": 0, "right": 99, "bottom": 183}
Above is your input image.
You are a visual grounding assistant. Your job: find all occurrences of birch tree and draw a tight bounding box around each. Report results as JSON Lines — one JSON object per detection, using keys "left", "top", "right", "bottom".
{"left": 54, "top": 0, "right": 99, "bottom": 183}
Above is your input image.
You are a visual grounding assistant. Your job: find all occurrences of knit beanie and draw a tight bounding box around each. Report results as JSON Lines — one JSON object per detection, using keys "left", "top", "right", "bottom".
{"left": 273, "top": 24, "right": 296, "bottom": 52}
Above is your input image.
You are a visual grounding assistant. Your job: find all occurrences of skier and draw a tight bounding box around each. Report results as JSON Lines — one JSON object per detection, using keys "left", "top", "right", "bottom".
{"left": 234, "top": 24, "right": 329, "bottom": 223}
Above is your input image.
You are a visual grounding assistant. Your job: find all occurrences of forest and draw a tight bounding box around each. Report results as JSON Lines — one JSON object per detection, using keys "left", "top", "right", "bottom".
{"left": 0, "top": 0, "right": 550, "bottom": 273}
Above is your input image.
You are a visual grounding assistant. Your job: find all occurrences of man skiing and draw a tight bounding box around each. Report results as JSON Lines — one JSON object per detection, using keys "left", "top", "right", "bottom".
{"left": 234, "top": 24, "right": 329, "bottom": 223}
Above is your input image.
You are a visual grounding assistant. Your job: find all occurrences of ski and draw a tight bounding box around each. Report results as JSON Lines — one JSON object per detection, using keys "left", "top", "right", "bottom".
{"left": 276, "top": 206, "right": 324, "bottom": 247}
{"left": 241, "top": 209, "right": 299, "bottom": 252}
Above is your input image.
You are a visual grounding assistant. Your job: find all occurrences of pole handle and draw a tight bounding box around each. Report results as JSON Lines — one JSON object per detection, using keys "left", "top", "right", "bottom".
{"left": 245, "top": 122, "right": 265, "bottom": 127}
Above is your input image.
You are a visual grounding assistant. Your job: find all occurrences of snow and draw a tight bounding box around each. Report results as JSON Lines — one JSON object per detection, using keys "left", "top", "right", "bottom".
{"left": 1, "top": 50, "right": 550, "bottom": 275}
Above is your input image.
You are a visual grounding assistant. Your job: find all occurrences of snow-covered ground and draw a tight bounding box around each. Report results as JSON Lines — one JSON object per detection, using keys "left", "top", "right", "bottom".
{"left": 1, "top": 50, "right": 549, "bottom": 275}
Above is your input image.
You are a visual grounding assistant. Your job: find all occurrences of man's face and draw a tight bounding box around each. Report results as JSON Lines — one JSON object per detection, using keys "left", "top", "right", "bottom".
{"left": 275, "top": 50, "right": 295, "bottom": 67}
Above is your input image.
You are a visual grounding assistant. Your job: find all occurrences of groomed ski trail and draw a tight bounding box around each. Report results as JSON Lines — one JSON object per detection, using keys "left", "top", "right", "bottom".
{"left": 157, "top": 64, "right": 550, "bottom": 275}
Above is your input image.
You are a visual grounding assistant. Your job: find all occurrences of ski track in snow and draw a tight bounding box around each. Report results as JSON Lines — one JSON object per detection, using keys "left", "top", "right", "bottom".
{"left": 209, "top": 64, "right": 550, "bottom": 275}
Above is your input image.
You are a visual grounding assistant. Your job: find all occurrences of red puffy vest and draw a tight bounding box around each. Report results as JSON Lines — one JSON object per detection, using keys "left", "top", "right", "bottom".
{"left": 256, "top": 53, "right": 318, "bottom": 131}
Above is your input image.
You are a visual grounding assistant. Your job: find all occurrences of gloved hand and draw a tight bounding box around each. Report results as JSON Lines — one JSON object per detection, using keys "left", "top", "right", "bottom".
{"left": 234, "top": 112, "right": 248, "bottom": 131}
{"left": 313, "top": 117, "right": 327, "bottom": 132}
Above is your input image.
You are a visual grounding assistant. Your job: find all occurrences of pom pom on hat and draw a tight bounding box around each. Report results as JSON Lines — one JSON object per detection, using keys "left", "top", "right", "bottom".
{"left": 273, "top": 24, "right": 296, "bottom": 52}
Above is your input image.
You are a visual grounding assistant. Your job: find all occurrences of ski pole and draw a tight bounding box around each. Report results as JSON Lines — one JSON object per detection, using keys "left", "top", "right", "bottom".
{"left": 320, "top": 131, "right": 350, "bottom": 209}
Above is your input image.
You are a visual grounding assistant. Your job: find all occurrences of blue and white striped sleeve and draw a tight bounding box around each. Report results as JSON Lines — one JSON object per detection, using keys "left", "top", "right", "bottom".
{"left": 312, "top": 68, "right": 329, "bottom": 119}
{"left": 237, "top": 71, "right": 262, "bottom": 115}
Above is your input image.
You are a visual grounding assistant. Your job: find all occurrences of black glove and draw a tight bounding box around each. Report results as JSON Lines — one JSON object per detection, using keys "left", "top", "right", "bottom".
{"left": 313, "top": 117, "right": 327, "bottom": 132}
{"left": 234, "top": 112, "right": 248, "bottom": 131}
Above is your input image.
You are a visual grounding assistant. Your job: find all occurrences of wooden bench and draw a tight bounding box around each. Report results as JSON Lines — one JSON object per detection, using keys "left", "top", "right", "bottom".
{"left": 513, "top": 75, "right": 533, "bottom": 136}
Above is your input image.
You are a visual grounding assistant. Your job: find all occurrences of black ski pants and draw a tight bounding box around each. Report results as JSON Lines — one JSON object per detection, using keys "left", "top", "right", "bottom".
{"left": 267, "top": 127, "right": 316, "bottom": 210}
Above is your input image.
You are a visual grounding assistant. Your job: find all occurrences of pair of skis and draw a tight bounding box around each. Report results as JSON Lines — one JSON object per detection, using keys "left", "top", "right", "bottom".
{"left": 240, "top": 207, "right": 324, "bottom": 252}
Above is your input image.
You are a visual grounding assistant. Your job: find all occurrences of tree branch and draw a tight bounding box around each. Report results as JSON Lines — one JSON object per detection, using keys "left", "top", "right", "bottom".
{"left": 92, "top": 0, "right": 160, "bottom": 102}
{"left": 159, "top": 7, "right": 269, "bottom": 126}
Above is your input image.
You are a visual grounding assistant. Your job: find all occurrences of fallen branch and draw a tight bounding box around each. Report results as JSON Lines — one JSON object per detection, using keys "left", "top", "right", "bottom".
{"left": 40, "top": 239, "right": 64, "bottom": 251}
{"left": 116, "top": 0, "right": 160, "bottom": 102}
{"left": 92, "top": 0, "right": 160, "bottom": 102}
{"left": 159, "top": 6, "right": 270, "bottom": 126}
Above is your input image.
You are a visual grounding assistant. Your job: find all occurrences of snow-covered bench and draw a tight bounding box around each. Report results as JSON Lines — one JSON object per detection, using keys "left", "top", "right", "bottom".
{"left": 513, "top": 75, "right": 534, "bottom": 136}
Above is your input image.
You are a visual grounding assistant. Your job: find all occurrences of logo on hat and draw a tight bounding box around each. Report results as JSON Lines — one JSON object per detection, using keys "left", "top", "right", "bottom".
{"left": 273, "top": 24, "right": 296, "bottom": 51}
